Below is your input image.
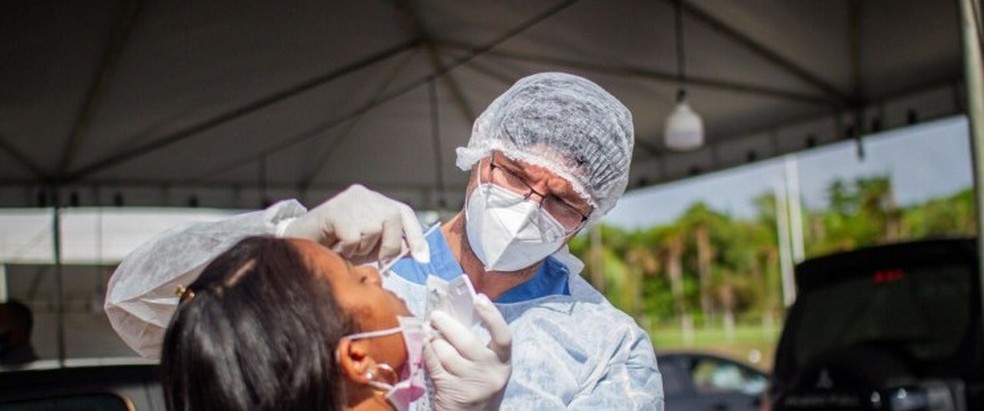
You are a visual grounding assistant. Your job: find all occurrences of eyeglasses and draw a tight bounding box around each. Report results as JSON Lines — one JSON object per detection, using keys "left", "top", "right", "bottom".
{"left": 483, "top": 153, "right": 591, "bottom": 233}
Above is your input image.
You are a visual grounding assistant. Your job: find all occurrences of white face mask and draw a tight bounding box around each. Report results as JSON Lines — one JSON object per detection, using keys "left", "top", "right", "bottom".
{"left": 465, "top": 180, "right": 567, "bottom": 272}
{"left": 342, "top": 316, "right": 427, "bottom": 411}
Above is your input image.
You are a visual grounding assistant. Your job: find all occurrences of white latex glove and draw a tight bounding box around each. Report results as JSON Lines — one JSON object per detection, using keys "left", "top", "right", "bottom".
{"left": 425, "top": 294, "right": 512, "bottom": 411}
{"left": 282, "top": 184, "right": 430, "bottom": 265}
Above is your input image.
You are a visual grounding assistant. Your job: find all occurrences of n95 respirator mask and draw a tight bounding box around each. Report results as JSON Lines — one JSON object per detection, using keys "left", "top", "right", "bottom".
{"left": 464, "top": 181, "right": 566, "bottom": 272}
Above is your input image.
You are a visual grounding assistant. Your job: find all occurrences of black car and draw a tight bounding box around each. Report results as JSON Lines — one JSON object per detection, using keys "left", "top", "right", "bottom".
{"left": 0, "top": 361, "right": 164, "bottom": 410}
{"left": 659, "top": 351, "right": 769, "bottom": 411}
{"left": 770, "top": 238, "right": 984, "bottom": 411}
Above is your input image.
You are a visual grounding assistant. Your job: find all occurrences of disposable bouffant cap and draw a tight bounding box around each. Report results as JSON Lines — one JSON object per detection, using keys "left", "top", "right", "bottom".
{"left": 455, "top": 72, "right": 634, "bottom": 220}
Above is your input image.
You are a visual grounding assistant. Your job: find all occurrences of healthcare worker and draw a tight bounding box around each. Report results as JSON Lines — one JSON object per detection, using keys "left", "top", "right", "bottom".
{"left": 105, "top": 72, "right": 663, "bottom": 410}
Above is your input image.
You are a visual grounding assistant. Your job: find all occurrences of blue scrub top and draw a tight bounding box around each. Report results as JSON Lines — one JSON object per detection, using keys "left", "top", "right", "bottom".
{"left": 389, "top": 229, "right": 571, "bottom": 303}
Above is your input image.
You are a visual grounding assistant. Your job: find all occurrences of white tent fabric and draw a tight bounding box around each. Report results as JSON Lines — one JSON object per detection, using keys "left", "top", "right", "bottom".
{"left": 0, "top": 0, "right": 970, "bottom": 211}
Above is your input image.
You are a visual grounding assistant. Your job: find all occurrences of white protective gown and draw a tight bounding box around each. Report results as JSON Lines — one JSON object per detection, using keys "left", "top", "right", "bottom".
{"left": 104, "top": 200, "right": 664, "bottom": 410}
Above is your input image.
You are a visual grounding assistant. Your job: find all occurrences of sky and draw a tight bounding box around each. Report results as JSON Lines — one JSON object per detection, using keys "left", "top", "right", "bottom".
{"left": 601, "top": 116, "right": 974, "bottom": 230}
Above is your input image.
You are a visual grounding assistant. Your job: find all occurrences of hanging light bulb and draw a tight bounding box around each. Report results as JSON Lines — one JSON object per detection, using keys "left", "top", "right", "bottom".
{"left": 664, "top": 0, "right": 704, "bottom": 151}
{"left": 664, "top": 91, "right": 704, "bottom": 150}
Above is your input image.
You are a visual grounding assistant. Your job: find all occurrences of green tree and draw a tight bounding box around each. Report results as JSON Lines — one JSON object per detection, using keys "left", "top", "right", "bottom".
{"left": 903, "top": 188, "right": 976, "bottom": 238}
{"left": 679, "top": 203, "right": 728, "bottom": 327}
{"left": 571, "top": 225, "right": 646, "bottom": 317}
{"left": 807, "top": 175, "right": 896, "bottom": 257}
{"left": 753, "top": 192, "right": 784, "bottom": 320}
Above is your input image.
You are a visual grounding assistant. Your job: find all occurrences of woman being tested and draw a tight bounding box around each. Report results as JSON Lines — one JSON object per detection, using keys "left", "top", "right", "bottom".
{"left": 161, "top": 236, "right": 510, "bottom": 411}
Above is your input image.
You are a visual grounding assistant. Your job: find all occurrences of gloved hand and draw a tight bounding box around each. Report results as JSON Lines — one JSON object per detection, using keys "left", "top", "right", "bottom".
{"left": 282, "top": 184, "right": 430, "bottom": 265}
{"left": 424, "top": 294, "right": 512, "bottom": 411}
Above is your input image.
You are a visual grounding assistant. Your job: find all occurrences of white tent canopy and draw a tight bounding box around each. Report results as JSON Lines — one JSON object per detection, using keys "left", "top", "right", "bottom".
{"left": 0, "top": 0, "right": 972, "bottom": 211}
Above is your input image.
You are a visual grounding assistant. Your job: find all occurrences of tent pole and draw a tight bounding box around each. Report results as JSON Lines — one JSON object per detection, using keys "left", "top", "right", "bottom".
{"left": 0, "top": 263, "right": 7, "bottom": 302}
{"left": 785, "top": 156, "right": 805, "bottom": 264}
{"left": 958, "top": 0, "right": 984, "bottom": 335}
{"left": 775, "top": 179, "right": 795, "bottom": 308}
{"left": 52, "top": 189, "right": 66, "bottom": 367}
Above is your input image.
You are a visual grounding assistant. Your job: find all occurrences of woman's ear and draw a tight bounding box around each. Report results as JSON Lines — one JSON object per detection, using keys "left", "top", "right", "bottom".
{"left": 336, "top": 338, "right": 373, "bottom": 384}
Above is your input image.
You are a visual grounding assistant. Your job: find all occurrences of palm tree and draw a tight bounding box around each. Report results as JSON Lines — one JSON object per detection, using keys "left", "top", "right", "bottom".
{"left": 570, "top": 225, "right": 645, "bottom": 317}
{"left": 856, "top": 175, "right": 899, "bottom": 242}
{"left": 663, "top": 226, "right": 693, "bottom": 343}
{"left": 679, "top": 203, "right": 727, "bottom": 328}
{"left": 753, "top": 192, "right": 784, "bottom": 321}
{"left": 807, "top": 176, "right": 890, "bottom": 256}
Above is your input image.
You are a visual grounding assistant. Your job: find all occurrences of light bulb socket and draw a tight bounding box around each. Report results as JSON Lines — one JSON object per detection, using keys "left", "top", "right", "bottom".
{"left": 676, "top": 88, "right": 687, "bottom": 103}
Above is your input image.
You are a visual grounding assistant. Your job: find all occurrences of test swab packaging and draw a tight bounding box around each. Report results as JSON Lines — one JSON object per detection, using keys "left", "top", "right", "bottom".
{"left": 426, "top": 275, "right": 491, "bottom": 344}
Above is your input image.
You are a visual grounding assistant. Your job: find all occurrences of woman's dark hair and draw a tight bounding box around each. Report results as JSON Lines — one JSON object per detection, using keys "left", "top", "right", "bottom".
{"left": 161, "top": 236, "right": 354, "bottom": 411}
{"left": 1, "top": 300, "right": 33, "bottom": 337}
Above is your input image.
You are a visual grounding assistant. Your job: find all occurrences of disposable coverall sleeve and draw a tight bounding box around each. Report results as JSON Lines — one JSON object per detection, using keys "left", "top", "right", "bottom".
{"left": 103, "top": 200, "right": 307, "bottom": 358}
{"left": 567, "top": 318, "right": 664, "bottom": 410}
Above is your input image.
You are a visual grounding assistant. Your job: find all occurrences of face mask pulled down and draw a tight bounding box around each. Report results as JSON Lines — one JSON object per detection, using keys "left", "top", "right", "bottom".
{"left": 465, "top": 180, "right": 567, "bottom": 272}
{"left": 343, "top": 316, "right": 427, "bottom": 411}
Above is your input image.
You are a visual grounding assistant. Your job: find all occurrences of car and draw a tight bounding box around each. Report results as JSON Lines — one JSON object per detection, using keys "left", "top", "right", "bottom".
{"left": 659, "top": 351, "right": 769, "bottom": 411}
{"left": 0, "top": 360, "right": 164, "bottom": 410}
{"left": 769, "top": 238, "right": 984, "bottom": 410}
{"left": 6, "top": 353, "right": 765, "bottom": 411}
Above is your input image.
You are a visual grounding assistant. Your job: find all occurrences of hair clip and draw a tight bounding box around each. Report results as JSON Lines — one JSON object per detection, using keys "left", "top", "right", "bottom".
{"left": 175, "top": 284, "right": 196, "bottom": 303}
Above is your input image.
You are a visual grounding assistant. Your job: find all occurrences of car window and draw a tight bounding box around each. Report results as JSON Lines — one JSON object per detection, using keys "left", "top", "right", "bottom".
{"left": 792, "top": 264, "right": 970, "bottom": 369}
{"left": 690, "top": 357, "right": 768, "bottom": 396}
{"left": 1, "top": 393, "right": 132, "bottom": 411}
